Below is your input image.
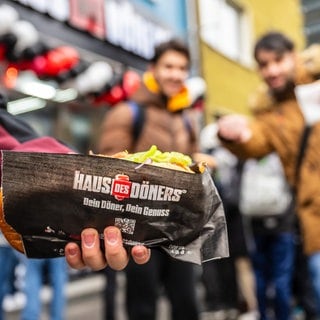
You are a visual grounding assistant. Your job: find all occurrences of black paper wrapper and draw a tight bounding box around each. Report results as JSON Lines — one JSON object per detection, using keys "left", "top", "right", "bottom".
{"left": 1, "top": 151, "right": 229, "bottom": 264}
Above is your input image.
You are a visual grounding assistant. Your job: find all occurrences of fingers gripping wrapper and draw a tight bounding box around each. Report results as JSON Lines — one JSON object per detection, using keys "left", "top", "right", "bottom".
{"left": 0, "top": 147, "right": 229, "bottom": 264}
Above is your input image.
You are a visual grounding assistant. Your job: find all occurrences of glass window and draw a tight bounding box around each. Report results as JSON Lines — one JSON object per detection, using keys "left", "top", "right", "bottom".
{"left": 198, "top": 0, "right": 251, "bottom": 64}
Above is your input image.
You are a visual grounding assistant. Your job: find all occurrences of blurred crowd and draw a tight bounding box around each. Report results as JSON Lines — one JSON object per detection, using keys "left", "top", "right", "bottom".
{"left": 1, "top": 30, "right": 320, "bottom": 320}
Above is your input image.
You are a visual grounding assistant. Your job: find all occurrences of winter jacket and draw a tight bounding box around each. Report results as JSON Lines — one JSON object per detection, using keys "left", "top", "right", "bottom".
{"left": 97, "top": 72, "right": 199, "bottom": 156}
{"left": 222, "top": 45, "right": 320, "bottom": 255}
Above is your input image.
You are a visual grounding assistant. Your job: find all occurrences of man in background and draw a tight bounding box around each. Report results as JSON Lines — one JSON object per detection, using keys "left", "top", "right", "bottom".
{"left": 96, "top": 38, "right": 201, "bottom": 320}
{"left": 217, "top": 31, "right": 320, "bottom": 318}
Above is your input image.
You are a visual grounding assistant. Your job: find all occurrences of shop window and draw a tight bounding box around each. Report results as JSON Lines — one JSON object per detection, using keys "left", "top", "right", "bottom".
{"left": 198, "top": 0, "right": 251, "bottom": 65}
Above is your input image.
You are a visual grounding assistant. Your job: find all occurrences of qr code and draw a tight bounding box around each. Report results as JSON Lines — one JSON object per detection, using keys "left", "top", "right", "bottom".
{"left": 115, "top": 218, "right": 136, "bottom": 235}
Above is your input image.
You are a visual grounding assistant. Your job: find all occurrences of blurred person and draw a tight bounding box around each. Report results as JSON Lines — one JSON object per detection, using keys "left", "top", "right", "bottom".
{"left": 96, "top": 38, "right": 201, "bottom": 320}
{"left": 195, "top": 123, "right": 257, "bottom": 320}
{"left": 217, "top": 31, "right": 320, "bottom": 317}
{"left": 103, "top": 266, "right": 117, "bottom": 320}
{"left": 0, "top": 94, "right": 24, "bottom": 320}
{"left": 238, "top": 152, "right": 296, "bottom": 320}
{"left": 21, "top": 257, "right": 68, "bottom": 320}
{"left": 291, "top": 232, "right": 320, "bottom": 320}
{"left": 0, "top": 231, "right": 20, "bottom": 320}
{"left": 0, "top": 96, "right": 69, "bottom": 320}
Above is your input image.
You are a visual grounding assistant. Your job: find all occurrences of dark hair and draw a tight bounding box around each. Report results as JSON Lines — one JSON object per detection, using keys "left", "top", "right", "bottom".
{"left": 151, "top": 38, "right": 190, "bottom": 65}
{"left": 254, "top": 32, "right": 295, "bottom": 61}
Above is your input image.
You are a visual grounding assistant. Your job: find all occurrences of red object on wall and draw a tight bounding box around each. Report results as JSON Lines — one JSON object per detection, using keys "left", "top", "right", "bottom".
{"left": 69, "top": 0, "right": 106, "bottom": 39}
{"left": 93, "top": 85, "right": 126, "bottom": 106}
{"left": 122, "top": 70, "right": 141, "bottom": 97}
{"left": 29, "top": 46, "right": 80, "bottom": 77}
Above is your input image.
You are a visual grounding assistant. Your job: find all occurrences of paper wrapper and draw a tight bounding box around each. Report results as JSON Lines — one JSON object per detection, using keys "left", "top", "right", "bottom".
{"left": 1, "top": 151, "right": 229, "bottom": 264}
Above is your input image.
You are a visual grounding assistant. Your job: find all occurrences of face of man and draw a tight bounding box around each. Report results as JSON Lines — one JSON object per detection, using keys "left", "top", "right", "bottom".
{"left": 150, "top": 50, "right": 189, "bottom": 97}
{"left": 256, "top": 49, "right": 296, "bottom": 94}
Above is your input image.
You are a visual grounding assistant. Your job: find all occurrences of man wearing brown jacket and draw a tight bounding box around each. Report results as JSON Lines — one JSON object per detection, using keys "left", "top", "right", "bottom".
{"left": 218, "top": 31, "right": 320, "bottom": 316}
{"left": 96, "top": 39, "right": 200, "bottom": 320}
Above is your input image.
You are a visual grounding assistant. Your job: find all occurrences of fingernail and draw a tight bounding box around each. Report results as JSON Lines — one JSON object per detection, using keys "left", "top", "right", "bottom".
{"left": 135, "top": 247, "right": 146, "bottom": 258}
{"left": 67, "top": 247, "right": 78, "bottom": 256}
{"left": 106, "top": 229, "right": 118, "bottom": 245}
{"left": 135, "top": 246, "right": 150, "bottom": 260}
{"left": 83, "top": 233, "right": 95, "bottom": 248}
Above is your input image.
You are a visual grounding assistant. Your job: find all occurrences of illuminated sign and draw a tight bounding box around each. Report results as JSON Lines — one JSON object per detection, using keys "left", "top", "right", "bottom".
{"left": 11, "top": 0, "right": 172, "bottom": 59}
{"left": 69, "top": 0, "right": 106, "bottom": 39}
{"left": 104, "top": 0, "right": 171, "bottom": 59}
{"left": 13, "top": 0, "right": 69, "bottom": 21}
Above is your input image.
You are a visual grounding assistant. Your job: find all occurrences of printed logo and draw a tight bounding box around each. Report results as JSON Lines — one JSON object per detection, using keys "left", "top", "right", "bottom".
{"left": 73, "top": 170, "right": 187, "bottom": 202}
{"left": 111, "top": 174, "right": 132, "bottom": 200}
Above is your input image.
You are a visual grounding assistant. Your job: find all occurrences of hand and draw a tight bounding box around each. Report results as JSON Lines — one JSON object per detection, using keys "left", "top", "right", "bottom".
{"left": 64, "top": 226, "right": 150, "bottom": 271}
{"left": 192, "top": 152, "right": 217, "bottom": 170}
{"left": 217, "top": 114, "right": 252, "bottom": 143}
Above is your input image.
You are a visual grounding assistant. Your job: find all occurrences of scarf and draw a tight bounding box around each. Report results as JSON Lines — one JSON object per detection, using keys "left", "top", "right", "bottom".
{"left": 142, "top": 72, "right": 191, "bottom": 112}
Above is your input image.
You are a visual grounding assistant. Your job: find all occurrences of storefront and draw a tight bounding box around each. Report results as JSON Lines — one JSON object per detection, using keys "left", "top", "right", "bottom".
{"left": 0, "top": 0, "right": 173, "bottom": 153}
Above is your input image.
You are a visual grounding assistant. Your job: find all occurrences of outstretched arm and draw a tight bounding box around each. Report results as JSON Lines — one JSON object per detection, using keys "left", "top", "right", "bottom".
{"left": 217, "top": 114, "right": 252, "bottom": 143}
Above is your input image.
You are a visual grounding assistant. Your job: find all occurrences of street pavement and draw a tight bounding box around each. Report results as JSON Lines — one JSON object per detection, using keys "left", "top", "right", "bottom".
{"left": 4, "top": 271, "right": 171, "bottom": 320}
{"left": 4, "top": 270, "right": 307, "bottom": 320}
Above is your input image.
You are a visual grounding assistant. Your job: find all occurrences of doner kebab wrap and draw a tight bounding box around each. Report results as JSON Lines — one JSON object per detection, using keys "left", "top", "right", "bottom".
{"left": 0, "top": 145, "right": 229, "bottom": 264}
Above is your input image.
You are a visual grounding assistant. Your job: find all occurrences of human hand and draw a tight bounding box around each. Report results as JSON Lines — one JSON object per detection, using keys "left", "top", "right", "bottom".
{"left": 217, "top": 114, "right": 252, "bottom": 143}
{"left": 192, "top": 152, "right": 217, "bottom": 170}
{"left": 64, "top": 226, "right": 150, "bottom": 271}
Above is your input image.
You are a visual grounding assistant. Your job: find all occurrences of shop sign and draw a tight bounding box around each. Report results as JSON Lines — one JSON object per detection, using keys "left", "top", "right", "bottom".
{"left": 11, "top": 0, "right": 172, "bottom": 59}
{"left": 69, "top": 0, "right": 106, "bottom": 39}
{"left": 104, "top": 0, "right": 171, "bottom": 59}
{"left": 12, "top": 0, "right": 69, "bottom": 21}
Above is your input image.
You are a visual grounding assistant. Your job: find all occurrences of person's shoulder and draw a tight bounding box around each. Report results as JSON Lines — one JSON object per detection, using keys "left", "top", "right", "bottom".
{"left": 104, "top": 101, "right": 135, "bottom": 121}
{"left": 110, "top": 101, "right": 132, "bottom": 112}
{"left": 248, "top": 83, "right": 274, "bottom": 114}
{"left": 101, "top": 101, "right": 135, "bottom": 128}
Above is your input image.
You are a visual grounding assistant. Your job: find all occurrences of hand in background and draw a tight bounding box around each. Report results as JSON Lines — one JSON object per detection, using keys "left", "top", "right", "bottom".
{"left": 192, "top": 152, "right": 217, "bottom": 170}
{"left": 217, "top": 114, "right": 252, "bottom": 143}
{"left": 65, "top": 226, "right": 150, "bottom": 271}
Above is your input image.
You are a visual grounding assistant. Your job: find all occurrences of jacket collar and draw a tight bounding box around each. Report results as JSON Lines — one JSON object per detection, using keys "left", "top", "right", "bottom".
{"left": 140, "top": 72, "right": 191, "bottom": 112}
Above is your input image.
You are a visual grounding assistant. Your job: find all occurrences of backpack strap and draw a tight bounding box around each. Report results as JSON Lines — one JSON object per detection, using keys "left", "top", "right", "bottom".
{"left": 294, "top": 125, "right": 313, "bottom": 188}
{"left": 127, "top": 101, "right": 195, "bottom": 143}
{"left": 127, "top": 101, "right": 146, "bottom": 142}
{"left": 182, "top": 111, "right": 196, "bottom": 142}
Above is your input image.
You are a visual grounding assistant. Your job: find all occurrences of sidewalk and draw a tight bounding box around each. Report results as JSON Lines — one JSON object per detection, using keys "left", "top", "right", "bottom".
{"left": 5, "top": 272, "right": 106, "bottom": 320}
{"left": 4, "top": 271, "right": 171, "bottom": 320}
